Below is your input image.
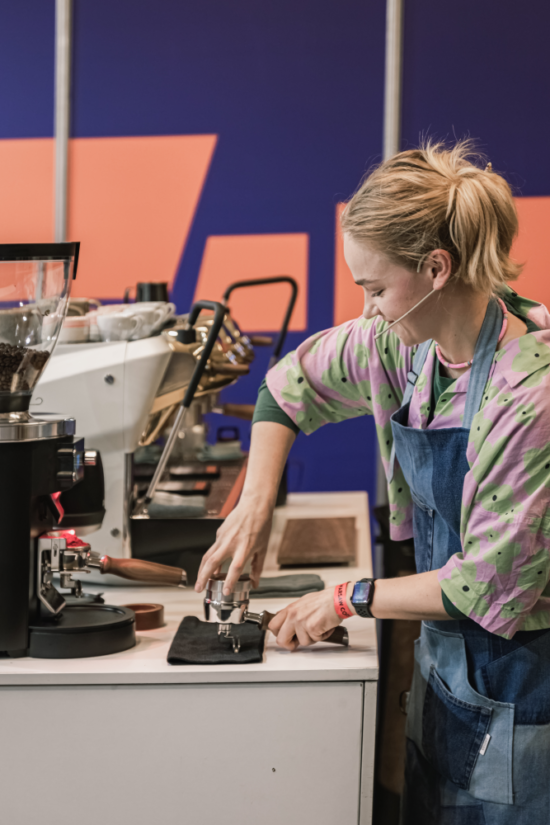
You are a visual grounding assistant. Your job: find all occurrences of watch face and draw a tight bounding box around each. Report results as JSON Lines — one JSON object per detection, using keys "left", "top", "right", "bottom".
{"left": 353, "top": 581, "right": 373, "bottom": 605}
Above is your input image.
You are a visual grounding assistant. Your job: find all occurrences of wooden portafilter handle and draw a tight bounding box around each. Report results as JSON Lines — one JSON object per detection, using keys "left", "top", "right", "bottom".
{"left": 220, "top": 403, "right": 256, "bottom": 421}
{"left": 99, "top": 556, "right": 187, "bottom": 588}
{"left": 248, "top": 335, "right": 273, "bottom": 347}
{"left": 246, "top": 610, "right": 349, "bottom": 647}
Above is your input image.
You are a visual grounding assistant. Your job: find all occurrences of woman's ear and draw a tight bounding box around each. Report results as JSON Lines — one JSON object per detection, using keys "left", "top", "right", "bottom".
{"left": 429, "top": 249, "right": 453, "bottom": 292}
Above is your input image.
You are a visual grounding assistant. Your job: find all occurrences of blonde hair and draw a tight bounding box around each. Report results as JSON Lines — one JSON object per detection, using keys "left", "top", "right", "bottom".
{"left": 341, "top": 140, "right": 522, "bottom": 295}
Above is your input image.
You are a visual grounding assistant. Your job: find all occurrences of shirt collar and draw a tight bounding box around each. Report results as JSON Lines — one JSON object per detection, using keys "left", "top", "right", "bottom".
{"left": 496, "top": 330, "right": 550, "bottom": 389}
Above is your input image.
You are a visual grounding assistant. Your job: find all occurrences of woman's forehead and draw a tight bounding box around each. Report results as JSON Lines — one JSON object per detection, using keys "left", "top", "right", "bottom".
{"left": 343, "top": 235, "right": 407, "bottom": 283}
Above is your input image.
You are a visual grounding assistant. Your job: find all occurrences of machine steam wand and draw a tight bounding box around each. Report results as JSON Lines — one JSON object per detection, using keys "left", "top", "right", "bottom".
{"left": 135, "top": 300, "right": 227, "bottom": 514}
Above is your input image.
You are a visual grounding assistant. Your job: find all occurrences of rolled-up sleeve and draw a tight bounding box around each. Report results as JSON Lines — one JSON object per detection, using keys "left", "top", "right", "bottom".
{"left": 266, "top": 316, "right": 410, "bottom": 434}
{"left": 439, "top": 379, "right": 550, "bottom": 639}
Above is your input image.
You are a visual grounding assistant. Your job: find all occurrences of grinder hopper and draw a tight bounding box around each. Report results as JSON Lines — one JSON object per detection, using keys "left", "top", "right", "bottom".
{"left": 0, "top": 243, "right": 78, "bottom": 415}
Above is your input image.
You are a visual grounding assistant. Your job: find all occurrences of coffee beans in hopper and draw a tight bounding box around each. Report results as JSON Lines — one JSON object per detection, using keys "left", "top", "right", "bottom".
{"left": 0, "top": 344, "right": 50, "bottom": 393}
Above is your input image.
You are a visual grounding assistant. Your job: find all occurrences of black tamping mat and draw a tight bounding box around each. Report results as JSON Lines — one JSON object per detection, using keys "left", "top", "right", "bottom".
{"left": 167, "top": 616, "right": 266, "bottom": 665}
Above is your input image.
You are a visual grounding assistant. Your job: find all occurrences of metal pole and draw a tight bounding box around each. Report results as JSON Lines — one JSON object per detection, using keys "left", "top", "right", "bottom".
{"left": 377, "top": 0, "right": 405, "bottom": 506}
{"left": 383, "top": 0, "right": 404, "bottom": 161}
{"left": 54, "top": 0, "right": 72, "bottom": 243}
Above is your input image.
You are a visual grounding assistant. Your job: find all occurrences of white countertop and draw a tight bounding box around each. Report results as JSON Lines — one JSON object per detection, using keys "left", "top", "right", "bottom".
{"left": 0, "top": 492, "right": 378, "bottom": 686}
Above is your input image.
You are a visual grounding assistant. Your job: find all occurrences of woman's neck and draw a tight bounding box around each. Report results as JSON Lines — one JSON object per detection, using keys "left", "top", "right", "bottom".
{"left": 431, "top": 287, "right": 488, "bottom": 378}
{"left": 431, "top": 286, "right": 526, "bottom": 380}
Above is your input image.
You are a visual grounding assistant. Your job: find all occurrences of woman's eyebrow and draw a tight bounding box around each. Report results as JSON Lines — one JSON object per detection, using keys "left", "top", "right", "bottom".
{"left": 357, "top": 278, "right": 382, "bottom": 287}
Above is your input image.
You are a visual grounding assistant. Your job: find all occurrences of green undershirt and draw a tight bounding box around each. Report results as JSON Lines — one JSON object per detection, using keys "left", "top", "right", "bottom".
{"left": 252, "top": 373, "right": 466, "bottom": 619}
{"left": 252, "top": 377, "right": 300, "bottom": 434}
{"left": 430, "top": 361, "right": 455, "bottom": 423}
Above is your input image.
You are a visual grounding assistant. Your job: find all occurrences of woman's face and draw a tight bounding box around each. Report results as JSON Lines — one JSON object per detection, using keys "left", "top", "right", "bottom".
{"left": 343, "top": 234, "right": 440, "bottom": 346}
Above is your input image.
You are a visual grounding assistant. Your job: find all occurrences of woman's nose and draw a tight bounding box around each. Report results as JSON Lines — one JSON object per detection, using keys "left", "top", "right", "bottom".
{"left": 362, "top": 294, "right": 379, "bottom": 320}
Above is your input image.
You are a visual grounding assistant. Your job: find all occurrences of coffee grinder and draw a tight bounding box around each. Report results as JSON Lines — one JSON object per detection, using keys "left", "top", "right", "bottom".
{"left": 0, "top": 243, "right": 135, "bottom": 659}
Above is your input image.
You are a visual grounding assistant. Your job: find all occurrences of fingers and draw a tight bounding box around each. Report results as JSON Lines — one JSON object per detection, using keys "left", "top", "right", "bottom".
{"left": 195, "top": 505, "right": 271, "bottom": 592}
{"left": 268, "top": 606, "right": 314, "bottom": 651}
{"left": 195, "top": 543, "right": 226, "bottom": 591}
{"left": 267, "top": 592, "right": 343, "bottom": 650}
{"left": 295, "top": 625, "right": 315, "bottom": 648}
{"left": 276, "top": 617, "right": 300, "bottom": 651}
{"left": 250, "top": 549, "right": 268, "bottom": 589}
{"left": 268, "top": 609, "right": 287, "bottom": 635}
{"left": 222, "top": 557, "right": 245, "bottom": 596}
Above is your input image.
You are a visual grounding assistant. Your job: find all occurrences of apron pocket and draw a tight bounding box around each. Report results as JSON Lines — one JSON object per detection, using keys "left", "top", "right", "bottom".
{"left": 423, "top": 665, "right": 492, "bottom": 790}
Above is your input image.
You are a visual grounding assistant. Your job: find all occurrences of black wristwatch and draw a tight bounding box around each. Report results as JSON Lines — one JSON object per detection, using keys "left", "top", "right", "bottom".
{"left": 351, "top": 578, "right": 376, "bottom": 619}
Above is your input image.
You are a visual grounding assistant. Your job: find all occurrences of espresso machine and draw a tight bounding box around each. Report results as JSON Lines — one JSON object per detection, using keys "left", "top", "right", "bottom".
{"left": 30, "top": 302, "right": 260, "bottom": 582}
{"left": 0, "top": 243, "right": 138, "bottom": 659}
{"left": 29, "top": 276, "right": 299, "bottom": 585}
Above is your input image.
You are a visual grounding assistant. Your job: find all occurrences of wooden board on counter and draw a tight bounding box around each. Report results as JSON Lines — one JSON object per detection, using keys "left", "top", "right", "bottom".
{"left": 277, "top": 516, "right": 357, "bottom": 565}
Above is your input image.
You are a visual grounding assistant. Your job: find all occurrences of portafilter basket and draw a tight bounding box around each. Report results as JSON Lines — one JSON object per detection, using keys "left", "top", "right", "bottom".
{"left": 204, "top": 575, "right": 251, "bottom": 625}
{"left": 204, "top": 575, "right": 252, "bottom": 652}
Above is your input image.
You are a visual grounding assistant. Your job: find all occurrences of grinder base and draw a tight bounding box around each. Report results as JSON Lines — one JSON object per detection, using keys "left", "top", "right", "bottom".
{"left": 27, "top": 604, "right": 136, "bottom": 659}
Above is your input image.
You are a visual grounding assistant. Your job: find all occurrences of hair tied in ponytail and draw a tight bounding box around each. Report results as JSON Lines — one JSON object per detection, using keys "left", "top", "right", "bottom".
{"left": 341, "top": 140, "right": 521, "bottom": 296}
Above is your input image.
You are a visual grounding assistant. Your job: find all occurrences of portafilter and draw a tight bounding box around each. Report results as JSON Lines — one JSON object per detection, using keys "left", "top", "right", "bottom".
{"left": 204, "top": 575, "right": 349, "bottom": 653}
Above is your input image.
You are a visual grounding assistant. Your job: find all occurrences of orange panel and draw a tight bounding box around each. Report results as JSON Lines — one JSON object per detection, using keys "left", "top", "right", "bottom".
{"left": 512, "top": 196, "right": 550, "bottom": 310}
{"left": 68, "top": 135, "right": 217, "bottom": 299}
{"left": 193, "top": 234, "right": 308, "bottom": 331}
{"left": 334, "top": 202, "right": 363, "bottom": 325}
{"left": 0, "top": 138, "right": 54, "bottom": 243}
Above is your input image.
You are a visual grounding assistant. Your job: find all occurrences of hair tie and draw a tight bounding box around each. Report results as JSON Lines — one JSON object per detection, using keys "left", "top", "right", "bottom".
{"left": 485, "top": 162, "right": 493, "bottom": 172}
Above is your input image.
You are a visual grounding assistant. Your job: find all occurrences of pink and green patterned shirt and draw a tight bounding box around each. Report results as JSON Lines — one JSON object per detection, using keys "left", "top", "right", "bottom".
{"left": 267, "top": 288, "right": 550, "bottom": 639}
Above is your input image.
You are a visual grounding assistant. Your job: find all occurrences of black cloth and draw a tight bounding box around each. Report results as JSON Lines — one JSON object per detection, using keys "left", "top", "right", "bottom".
{"left": 167, "top": 616, "right": 265, "bottom": 665}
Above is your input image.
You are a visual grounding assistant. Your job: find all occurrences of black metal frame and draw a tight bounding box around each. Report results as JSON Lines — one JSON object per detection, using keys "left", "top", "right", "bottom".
{"left": 222, "top": 276, "right": 298, "bottom": 367}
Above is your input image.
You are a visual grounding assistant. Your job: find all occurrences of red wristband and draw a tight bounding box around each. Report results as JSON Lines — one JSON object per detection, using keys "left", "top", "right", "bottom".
{"left": 334, "top": 582, "right": 353, "bottom": 619}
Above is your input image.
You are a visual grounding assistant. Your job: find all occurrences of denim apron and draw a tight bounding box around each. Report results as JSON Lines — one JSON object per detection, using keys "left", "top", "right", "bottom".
{"left": 390, "top": 299, "right": 550, "bottom": 824}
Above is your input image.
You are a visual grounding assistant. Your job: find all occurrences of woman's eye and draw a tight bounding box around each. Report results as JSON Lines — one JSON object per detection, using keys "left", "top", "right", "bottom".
{"left": 372, "top": 290, "right": 384, "bottom": 298}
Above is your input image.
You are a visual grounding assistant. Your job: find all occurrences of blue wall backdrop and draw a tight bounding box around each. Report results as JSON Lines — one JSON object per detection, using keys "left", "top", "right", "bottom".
{"left": 71, "top": 0, "right": 387, "bottom": 502}
{"left": 1, "top": 0, "right": 549, "bottom": 513}
{"left": 401, "top": 0, "right": 550, "bottom": 196}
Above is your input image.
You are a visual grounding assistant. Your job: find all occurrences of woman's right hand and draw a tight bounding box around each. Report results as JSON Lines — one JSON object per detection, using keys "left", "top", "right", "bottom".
{"left": 194, "top": 421, "right": 296, "bottom": 595}
{"left": 194, "top": 496, "right": 274, "bottom": 595}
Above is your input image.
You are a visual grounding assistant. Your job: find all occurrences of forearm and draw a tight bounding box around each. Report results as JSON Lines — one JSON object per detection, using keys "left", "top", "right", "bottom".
{"left": 346, "top": 570, "right": 451, "bottom": 621}
{"left": 240, "top": 421, "right": 296, "bottom": 511}
{"left": 195, "top": 422, "right": 296, "bottom": 592}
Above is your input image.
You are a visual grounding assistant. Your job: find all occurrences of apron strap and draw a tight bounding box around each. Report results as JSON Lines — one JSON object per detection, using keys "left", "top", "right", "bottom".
{"left": 462, "top": 298, "right": 502, "bottom": 430}
{"left": 387, "top": 298, "right": 502, "bottom": 484}
{"left": 387, "top": 339, "right": 432, "bottom": 483}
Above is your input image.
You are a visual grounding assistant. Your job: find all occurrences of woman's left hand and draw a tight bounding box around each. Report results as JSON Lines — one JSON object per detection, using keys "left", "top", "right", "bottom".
{"left": 268, "top": 589, "right": 344, "bottom": 651}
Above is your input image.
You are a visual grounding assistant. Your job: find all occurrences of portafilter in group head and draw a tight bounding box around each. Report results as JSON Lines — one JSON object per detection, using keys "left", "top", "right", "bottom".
{"left": 204, "top": 575, "right": 349, "bottom": 653}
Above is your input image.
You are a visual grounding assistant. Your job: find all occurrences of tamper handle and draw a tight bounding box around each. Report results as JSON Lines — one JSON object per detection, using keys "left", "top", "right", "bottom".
{"left": 100, "top": 556, "right": 187, "bottom": 587}
{"left": 253, "top": 610, "right": 349, "bottom": 647}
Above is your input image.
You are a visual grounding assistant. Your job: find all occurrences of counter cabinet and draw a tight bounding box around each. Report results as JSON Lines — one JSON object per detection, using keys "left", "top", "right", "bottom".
{"left": 0, "top": 492, "right": 378, "bottom": 825}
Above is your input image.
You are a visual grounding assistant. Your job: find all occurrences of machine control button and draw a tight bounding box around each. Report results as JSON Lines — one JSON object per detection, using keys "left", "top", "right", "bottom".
{"left": 104, "top": 374, "right": 115, "bottom": 385}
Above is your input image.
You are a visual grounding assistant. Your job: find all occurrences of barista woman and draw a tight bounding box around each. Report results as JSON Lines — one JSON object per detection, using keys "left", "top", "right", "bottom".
{"left": 196, "top": 142, "right": 550, "bottom": 823}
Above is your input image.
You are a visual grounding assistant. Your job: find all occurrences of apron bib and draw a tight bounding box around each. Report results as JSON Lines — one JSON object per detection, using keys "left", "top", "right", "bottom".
{"left": 390, "top": 299, "right": 550, "bottom": 824}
